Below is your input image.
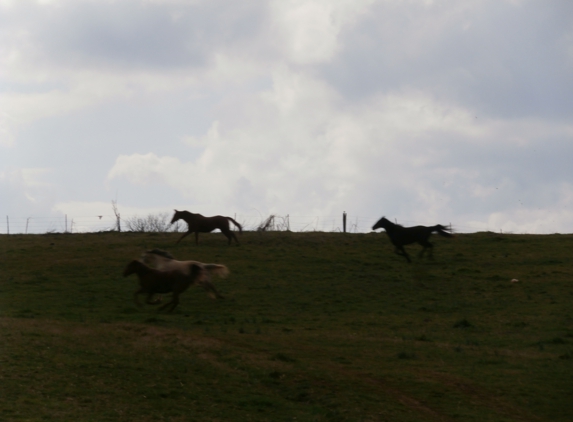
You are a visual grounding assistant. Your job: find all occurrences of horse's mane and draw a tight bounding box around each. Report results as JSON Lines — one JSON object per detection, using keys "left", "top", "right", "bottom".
{"left": 176, "top": 210, "right": 197, "bottom": 217}
{"left": 381, "top": 217, "right": 403, "bottom": 228}
{"left": 146, "top": 248, "right": 175, "bottom": 259}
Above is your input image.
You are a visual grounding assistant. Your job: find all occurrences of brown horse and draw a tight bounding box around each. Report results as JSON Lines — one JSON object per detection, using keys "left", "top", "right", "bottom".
{"left": 123, "top": 259, "right": 203, "bottom": 312}
{"left": 372, "top": 217, "right": 453, "bottom": 263}
{"left": 140, "top": 249, "right": 228, "bottom": 299}
{"left": 170, "top": 210, "right": 242, "bottom": 245}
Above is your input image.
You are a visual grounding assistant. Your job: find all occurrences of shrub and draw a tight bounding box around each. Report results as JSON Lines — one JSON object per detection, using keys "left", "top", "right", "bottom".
{"left": 123, "top": 212, "right": 184, "bottom": 233}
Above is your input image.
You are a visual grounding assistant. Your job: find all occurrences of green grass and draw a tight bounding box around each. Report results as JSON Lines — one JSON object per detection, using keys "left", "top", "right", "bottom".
{"left": 1, "top": 231, "right": 572, "bottom": 421}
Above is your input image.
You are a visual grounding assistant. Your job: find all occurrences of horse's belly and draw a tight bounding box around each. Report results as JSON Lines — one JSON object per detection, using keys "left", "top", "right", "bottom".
{"left": 152, "top": 283, "right": 174, "bottom": 294}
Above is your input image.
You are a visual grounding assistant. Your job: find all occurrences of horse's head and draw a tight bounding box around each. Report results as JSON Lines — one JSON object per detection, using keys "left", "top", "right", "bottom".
{"left": 123, "top": 260, "right": 139, "bottom": 277}
{"left": 170, "top": 210, "right": 181, "bottom": 224}
{"left": 372, "top": 216, "right": 388, "bottom": 231}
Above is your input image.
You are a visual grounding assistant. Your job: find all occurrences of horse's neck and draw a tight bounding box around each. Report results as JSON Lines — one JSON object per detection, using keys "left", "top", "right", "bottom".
{"left": 384, "top": 222, "right": 398, "bottom": 231}
{"left": 136, "top": 262, "right": 154, "bottom": 275}
{"left": 382, "top": 219, "right": 396, "bottom": 228}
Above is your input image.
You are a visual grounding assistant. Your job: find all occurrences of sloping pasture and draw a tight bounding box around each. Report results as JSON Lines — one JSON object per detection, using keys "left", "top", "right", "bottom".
{"left": 0, "top": 231, "right": 572, "bottom": 421}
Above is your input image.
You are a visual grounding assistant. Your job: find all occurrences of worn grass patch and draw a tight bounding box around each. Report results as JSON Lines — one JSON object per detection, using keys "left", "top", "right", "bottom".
{"left": 1, "top": 231, "right": 572, "bottom": 421}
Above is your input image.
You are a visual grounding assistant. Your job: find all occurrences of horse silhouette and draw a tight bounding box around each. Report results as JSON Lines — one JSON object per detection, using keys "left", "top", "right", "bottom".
{"left": 171, "top": 210, "right": 242, "bottom": 245}
{"left": 372, "top": 217, "right": 453, "bottom": 263}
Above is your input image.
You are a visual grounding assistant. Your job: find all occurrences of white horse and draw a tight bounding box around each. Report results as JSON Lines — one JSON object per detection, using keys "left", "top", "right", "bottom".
{"left": 140, "top": 249, "right": 229, "bottom": 299}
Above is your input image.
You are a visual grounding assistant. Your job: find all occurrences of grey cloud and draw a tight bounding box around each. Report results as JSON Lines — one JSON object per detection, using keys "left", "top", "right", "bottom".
{"left": 7, "top": 0, "right": 268, "bottom": 70}
{"left": 320, "top": 1, "right": 573, "bottom": 119}
{"left": 392, "top": 138, "right": 573, "bottom": 217}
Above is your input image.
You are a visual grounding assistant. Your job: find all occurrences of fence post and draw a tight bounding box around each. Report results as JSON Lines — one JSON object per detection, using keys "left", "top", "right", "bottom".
{"left": 343, "top": 211, "right": 347, "bottom": 233}
{"left": 6, "top": 216, "right": 9, "bottom": 234}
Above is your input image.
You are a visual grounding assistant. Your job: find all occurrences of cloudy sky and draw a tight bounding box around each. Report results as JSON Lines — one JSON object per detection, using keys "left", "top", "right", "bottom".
{"left": 2, "top": 0, "right": 573, "bottom": 234}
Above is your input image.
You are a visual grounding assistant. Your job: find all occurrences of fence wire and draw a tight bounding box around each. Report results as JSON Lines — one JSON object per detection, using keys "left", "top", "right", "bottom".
{"left": 1, "top": 213, "right": 488, "bottom": 235}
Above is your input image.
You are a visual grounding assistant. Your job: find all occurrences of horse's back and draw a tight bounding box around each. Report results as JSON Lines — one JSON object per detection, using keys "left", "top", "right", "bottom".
{"left": 185, "top": 214, "right": 225, "bottom": 231}
{"left": 386, "top": 225, "right": 433, "bottom": 245}
{"left": 213, "top": 215, "right": 232, "bottom": 224}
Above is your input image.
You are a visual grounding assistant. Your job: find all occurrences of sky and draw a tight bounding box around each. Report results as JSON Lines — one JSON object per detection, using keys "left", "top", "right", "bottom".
{"left": 2, "top": 0, "right": 573, "bottom": 234}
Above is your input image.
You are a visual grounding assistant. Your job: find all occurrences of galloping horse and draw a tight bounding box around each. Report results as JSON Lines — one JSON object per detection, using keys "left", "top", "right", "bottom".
{"left": 140, "top": 249, "right": 228, "bottom": 299}
{"left": 123, "top": 259, "right": 203, "bottom": 312}
{"left": 372, "top": 217, "right": 453, "bottom": 263}
{"left": 170, "top": 210, "right": 242, "bottom": 245}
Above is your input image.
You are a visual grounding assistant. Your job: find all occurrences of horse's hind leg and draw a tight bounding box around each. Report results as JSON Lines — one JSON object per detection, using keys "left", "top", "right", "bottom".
{"left": 231, "top": 232, "right": 239, "bottom": 245}
{"left": 418, "top": 241, "right": 433, "bottom": 259}
{"left": 221, "top": 228, "right": 239, "bottom": 245}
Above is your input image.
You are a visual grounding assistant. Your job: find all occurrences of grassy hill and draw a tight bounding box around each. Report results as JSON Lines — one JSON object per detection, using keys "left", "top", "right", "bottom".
{"left": 1, "top": 231, "right": 572, "bottom": 421}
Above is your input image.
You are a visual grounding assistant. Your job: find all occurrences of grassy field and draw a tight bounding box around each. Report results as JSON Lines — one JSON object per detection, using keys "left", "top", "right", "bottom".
{"left": 0, "top": 230, "right": 572, "bottom": 421}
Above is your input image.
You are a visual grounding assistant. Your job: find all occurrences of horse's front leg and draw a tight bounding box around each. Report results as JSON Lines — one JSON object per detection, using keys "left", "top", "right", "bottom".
{"left": 159, "top": 293, "right": 179, "bottom": 312}
{"left": 395, "top": 246, "right": 411, "bottom": 263}
{"left": 146, "top": 293, "right": 162, "bottom": 305}
{"left": 200, "top": 278, "right": 224, "bottom": 299}
{"left": 133, "top": 288, "right": 144, "bottom": 307}
{"left": 176, "top": 231, "right": 191, "bottom": 244}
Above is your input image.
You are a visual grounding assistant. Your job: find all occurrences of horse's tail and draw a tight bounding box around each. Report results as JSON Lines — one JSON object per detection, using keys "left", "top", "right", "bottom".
{"left": 434, "top": 225, "right": 454, "bottom": 237}
{"left": 227, "top": 217, "right": 243, "bottom": 234}
{"left": 203, "top": 264, "right": 230, "bottom": 278}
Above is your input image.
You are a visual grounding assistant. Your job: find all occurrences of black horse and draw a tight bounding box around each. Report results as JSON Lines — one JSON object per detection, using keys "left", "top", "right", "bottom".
{"left": 170, "top": 210, "right": 242, "bottom": 245}
{"left": 372, "top": 217, "right": 453, "bottom": 263}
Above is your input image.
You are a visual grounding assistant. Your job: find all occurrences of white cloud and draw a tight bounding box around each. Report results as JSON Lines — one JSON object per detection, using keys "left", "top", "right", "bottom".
{"left": 0, "top": 168, "right": 59, "bottom": 227}
{"left": 270, "top": 0, "right": 374, "bottom": 64}
{"left": 107, "top": 67, "right": 572, "bottom": 231}
{"left": 108, "top": 153, "right": 184, "bottom": 186}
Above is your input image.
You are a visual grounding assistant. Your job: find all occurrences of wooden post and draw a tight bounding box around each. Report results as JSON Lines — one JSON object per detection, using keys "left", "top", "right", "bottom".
{"left": 6, "top": 216, "right": 9, "bottom": 234}
{"left": 343, "top": 211, "right": 347, "bottom": 233}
